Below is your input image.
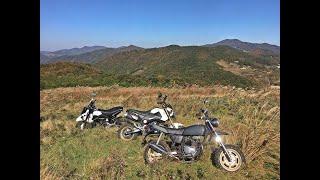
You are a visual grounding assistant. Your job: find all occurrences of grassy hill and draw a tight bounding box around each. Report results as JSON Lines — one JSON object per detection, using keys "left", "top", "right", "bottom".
{"left": 40, "top": 45, "right": 279, "bottom": 90}
{"left": 40, "top": 62, "right": 104, "bottom": 89}
{"left": 40, "top": 86, "right": 280, "bottom": 179}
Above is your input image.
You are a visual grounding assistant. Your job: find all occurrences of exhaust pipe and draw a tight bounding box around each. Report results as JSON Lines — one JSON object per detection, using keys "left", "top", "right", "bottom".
{"left": 149, "top": 143, "right": 168, "bottom": 154}
{"left": 124, "top": 129, "right": 141, "bottom": 135}
{"left": 148, "top": 143, "right": 179, "bottom": 160}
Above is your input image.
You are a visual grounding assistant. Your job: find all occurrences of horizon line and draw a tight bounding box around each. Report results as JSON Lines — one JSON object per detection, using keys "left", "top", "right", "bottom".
{"left": 41, "top": 38, "right": 280, "bottom": 52}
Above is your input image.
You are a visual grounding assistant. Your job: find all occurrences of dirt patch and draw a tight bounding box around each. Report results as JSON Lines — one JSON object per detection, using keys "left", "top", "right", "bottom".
{"left": 216, "top": 60, "right": 243, "bottom": 76}
{"left": 132, "top": 69, "right": 144, "bottom": 75}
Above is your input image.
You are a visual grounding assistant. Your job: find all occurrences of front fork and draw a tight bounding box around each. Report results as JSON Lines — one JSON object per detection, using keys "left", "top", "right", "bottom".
{"left": 213, "top": 131, "right": 233, "bottom": 162}
{"left": 156, "top": 132, "right": 164, "bottom": 145}
{"left": 207, "top": 120, "right": 233, "bottom": 163}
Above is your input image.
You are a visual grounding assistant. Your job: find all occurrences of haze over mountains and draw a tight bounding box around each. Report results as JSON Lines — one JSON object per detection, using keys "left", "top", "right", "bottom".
{"left": 40, "top": 39, "right": 279, "bottom": 64}
{"left": 41, "top": 46, "right": 106, "bottom": 57}
{"left": 40, "top": 45, "right": 142, "bottom": 64}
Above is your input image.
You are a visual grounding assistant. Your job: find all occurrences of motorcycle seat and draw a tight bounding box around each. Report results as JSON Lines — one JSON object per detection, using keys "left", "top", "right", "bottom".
{"left": 127, "top": 109, "right": 153, "bottom": 115}
{"left": 153, "top": 124, "right": 185, "bottom": 135}
{"left": 127, "top": 109, "right": 157, "bottom": 118}
{"left": 153, "top": 124, "right": 206, "bottom": 136}
{"left": 165, "top": 127, "right": 185, "bottom": 135}
{"left": 127, "top": 109, "right": 163, "bottom": 122}
{"left": 98, "top": 106, "right": 123, "bottom": 116}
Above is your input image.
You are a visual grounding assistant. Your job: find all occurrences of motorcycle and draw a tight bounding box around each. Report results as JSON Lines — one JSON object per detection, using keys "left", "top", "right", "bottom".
{"left": 118, "top": 93, "right": 183, "bottom": 140}
{"left": 143, "top": 99, "right": 246, "bottom": 172}
{"left": 75, "top": 93, "right": 124, "bottom": 130}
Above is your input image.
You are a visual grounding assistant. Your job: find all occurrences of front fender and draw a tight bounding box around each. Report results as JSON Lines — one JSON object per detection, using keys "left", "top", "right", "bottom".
{"left": 216, "top": 130, "right": 229, "bottom": 136}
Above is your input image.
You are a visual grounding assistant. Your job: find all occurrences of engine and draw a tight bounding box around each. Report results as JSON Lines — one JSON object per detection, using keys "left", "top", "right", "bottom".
{"left": 180, "top": 136, "right": 203, "bottom": 161}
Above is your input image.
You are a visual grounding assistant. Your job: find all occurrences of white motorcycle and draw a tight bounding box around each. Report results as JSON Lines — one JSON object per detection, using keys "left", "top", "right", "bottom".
{"left": 118, "top": 93, "right": 183, "bottom": 140}
{"left": 76, "top": 93, "right": 123, "bottom": 130}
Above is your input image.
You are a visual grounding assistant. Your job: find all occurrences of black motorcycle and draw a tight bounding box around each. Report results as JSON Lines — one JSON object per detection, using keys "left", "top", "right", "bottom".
{"left": 143, "top": 99, "right": 246, "bottom": 172}
{"left": 118, "top": 93, "right": 183, "bottom": 140}
{"left": 75, "top": 93, "right": 124, "bottom": 129}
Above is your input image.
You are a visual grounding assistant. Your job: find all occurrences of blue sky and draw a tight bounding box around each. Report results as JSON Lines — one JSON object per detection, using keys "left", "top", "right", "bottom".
{"left": 41, "top": 0, "right": 280, "bottom": 51}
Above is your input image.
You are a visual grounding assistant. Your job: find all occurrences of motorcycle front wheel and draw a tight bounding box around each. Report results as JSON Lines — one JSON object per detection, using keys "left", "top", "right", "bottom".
{"left": 118, "top": 124, "right": 138, "bottom": 141}
{"left": 212, "top": 144, "right": 245, "bottom": 172}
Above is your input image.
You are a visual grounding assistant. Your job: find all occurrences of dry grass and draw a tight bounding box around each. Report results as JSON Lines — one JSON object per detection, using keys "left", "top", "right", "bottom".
{"left": 40, "top": 86, "right": 279, "bottom": 179}
{"left": 88, "top": 151, "right": 127, "bottom": 179}
{"left": 40, "top": 166, "right": 63, "bottom": 180}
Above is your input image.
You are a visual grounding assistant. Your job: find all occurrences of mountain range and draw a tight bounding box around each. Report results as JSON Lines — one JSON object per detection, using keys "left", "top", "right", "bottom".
{"left": 40, "top": 45, "right": 142, "bottom": 64}
{"left": 40, "top": 39, "right": 279, "bottom": 64}
{"left": 40, "top": 39, "right": 280, "bottom": 89}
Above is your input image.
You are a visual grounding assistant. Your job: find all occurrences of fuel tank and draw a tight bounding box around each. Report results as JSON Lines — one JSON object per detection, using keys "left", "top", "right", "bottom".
{"left": 182, "top": 125, "right": 206, "bottom": 136}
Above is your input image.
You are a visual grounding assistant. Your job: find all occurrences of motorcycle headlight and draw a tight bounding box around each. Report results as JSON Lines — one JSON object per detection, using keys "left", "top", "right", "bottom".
{"left": 210, "top": 118, "right": 219, "bottom": 127}
{"left": 215, "top": 136, "right": 222, "bottom": 143}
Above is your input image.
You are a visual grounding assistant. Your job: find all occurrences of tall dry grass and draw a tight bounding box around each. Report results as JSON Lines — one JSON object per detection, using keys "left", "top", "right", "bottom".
{"left": 40, "top": 86, "right": 280, "bottom": 179}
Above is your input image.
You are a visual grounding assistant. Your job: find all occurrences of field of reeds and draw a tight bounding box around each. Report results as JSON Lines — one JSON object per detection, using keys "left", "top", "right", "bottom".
{"left": 40, "top": 85, "right": 280, "bottom": 179}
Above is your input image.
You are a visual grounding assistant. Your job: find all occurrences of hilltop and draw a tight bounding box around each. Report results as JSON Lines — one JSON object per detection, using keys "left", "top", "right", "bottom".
{"left": 204, "top": 39, "right": 280, "bottom": 55}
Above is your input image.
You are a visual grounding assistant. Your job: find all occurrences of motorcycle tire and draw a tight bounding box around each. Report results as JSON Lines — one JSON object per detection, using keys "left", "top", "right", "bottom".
{"left": 118, "top": 124, "right": 138, "bottom": 141}
{"left": 212, "top": 144, "right": 246, "bottom": 172}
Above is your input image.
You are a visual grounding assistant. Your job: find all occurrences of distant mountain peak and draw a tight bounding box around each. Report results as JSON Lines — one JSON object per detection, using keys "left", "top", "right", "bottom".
{"left": 166, "top": 44, "right": 180, "bottom": 48}
{"left": 220, "top": 39, "right": 241, "bottom": 42}
{"left": 118, "top": 45, "right": 142, "bottom": 49}
{"left": 204, "top": 39, "right": 279, "bottom": 55}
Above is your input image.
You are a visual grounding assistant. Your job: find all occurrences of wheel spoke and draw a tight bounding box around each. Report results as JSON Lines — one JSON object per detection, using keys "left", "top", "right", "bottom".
{"left": 219, "top": 148, "right": 242, "bottom": 171}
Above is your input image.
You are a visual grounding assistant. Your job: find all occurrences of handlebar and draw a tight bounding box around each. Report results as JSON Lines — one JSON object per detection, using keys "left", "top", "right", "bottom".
{"left": 157, "top": 93, "right": 167, "bottom": 104}
{"left": 197, "top": 108, "right": 209, "bottom": 120}
{"left": 88, "top": 99, "right": 96, "bottom": 108}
